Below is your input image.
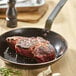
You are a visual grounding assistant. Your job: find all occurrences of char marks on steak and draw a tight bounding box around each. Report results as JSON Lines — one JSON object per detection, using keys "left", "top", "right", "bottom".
{"left": 6, "top": 36, "right": 56, "bottom": 63}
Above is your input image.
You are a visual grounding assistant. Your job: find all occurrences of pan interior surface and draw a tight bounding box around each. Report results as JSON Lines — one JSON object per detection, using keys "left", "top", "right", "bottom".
{"left": 0, "top": 28, "right": 67, "bottom": 66}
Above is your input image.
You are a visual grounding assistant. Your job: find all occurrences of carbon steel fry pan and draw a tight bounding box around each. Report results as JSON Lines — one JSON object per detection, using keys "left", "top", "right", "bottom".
{"left": 0, "top": 0, "right": 67, "bottom": 68}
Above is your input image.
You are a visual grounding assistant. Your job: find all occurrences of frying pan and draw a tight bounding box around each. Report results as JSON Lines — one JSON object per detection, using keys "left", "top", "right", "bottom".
{"left": 0, "top": 0, "right": 67, "bottom": 68}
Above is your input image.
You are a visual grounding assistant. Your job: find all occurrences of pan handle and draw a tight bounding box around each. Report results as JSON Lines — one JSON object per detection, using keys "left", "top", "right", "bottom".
{"left": 45, "top": 0, "right": 67, "bottom": 31}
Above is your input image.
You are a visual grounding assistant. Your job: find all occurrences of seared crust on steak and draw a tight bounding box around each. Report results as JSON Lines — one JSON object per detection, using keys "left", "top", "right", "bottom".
{"left": 6, "top": 36, "right": 56, "bottom": 63}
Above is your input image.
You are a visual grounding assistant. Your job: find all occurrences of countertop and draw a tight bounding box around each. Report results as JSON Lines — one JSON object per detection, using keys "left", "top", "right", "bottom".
{"left": 0, "top": 0, "right": 76, "bottom": 76}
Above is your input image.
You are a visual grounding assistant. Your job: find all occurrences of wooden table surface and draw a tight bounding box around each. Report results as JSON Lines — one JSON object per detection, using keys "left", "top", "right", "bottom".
{"left": 0, "top": 0, "right": 76, "bottom": 76}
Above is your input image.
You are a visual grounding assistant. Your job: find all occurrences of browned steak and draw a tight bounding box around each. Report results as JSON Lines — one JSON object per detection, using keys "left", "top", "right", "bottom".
{"left": 6, "top": 36, "right": 56, "bottom": 63}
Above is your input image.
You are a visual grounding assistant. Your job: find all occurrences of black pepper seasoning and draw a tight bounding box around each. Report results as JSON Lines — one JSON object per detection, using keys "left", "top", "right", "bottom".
{"left": 6, "top": 0, "right": 17, "bottom": 28}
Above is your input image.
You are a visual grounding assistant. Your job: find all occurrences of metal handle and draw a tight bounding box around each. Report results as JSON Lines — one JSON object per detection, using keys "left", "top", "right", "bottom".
{"left": 45, "top": 0, "right": 67, "bottom": 31}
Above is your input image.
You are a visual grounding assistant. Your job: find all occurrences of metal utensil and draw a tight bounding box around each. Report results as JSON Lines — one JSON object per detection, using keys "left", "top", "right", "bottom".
{"left": 45, "top": 0, "right": 67, "bottom": 30}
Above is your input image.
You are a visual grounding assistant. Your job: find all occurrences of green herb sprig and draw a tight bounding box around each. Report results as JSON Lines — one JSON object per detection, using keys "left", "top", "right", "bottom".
{"left": 0, "top": 68, "right": 21, "bottom": 76}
